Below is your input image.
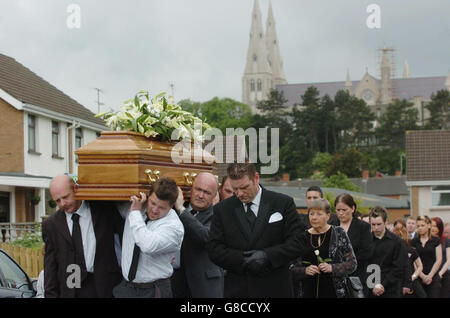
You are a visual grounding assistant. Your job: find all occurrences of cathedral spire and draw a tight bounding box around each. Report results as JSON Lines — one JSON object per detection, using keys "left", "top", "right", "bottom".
{"left": 446, "top": 70, "right": 450, "bottom": 91}
{"left": 242, "top": 0, "right": 273, "bottom": 113}
{"left": 345, "top": 68, "right": 352, "bottom": 93}
{"left": 243, "top": 0, "right": 271, "bottom": 76}
{"left": 403, "top": 60, "right": 411, "bottom": 78}
{"left": 265, "top": 1, "right": 287, "bottom": 86}
{"left": 380, "top": 48, "right": 393, "bottom": 104}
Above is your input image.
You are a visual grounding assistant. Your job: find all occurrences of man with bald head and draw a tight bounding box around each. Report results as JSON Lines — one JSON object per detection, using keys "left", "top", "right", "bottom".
{"left": 42, "top": 174, "right": 124, "bottom": 298}
{"left": 171, "top": 172, "right": 224, "bottom": 297}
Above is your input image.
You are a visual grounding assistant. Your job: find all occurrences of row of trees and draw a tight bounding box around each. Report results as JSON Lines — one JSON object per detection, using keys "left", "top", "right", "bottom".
{"left": 179, "top": 88, "right": 449, "bottom": 181}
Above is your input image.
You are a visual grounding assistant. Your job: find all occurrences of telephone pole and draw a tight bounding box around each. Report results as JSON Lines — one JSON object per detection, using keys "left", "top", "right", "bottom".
{"left": 93, "top": 87, "right": 105, "bottom": 113}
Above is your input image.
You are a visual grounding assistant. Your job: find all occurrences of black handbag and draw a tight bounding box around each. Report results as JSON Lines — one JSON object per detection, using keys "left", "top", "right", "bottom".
{"left": 345, "top": 276, "right": 365, "bottom": 298}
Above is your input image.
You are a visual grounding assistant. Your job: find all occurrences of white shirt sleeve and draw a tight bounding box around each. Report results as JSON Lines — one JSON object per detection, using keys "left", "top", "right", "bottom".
{"left": 128, "top": 210, "right": 183, "bottom": 255}
{"left": 35, "top": 270, "right": 45, "bottom": 298}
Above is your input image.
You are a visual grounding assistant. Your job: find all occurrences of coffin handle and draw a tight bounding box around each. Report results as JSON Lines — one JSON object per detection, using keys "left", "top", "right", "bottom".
{"left": 145, "top": 169, "right": 160, "bottom": 183}
{"left": 183, "top": 172, "right": 192, "bottom": 185}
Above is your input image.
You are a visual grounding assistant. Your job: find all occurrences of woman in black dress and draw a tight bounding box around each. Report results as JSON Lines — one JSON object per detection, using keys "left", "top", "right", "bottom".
{"left": 297, "top": 198, "right": 357, "bottom": 298}
{"left": 410, "top": 216, "right": 442, "bottom": 298}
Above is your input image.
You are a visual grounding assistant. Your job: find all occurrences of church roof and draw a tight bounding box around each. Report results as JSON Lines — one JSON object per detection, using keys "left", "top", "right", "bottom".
{"left": 277, "top": 76, "right": 446, "bottom": 106}
{"left": 0, "top": 53, "right": 105, "bottom": 126}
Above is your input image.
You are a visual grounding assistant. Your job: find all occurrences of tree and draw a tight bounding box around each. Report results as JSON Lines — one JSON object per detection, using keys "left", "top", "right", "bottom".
{"left": 322, "top": 172, "right": 361, "bottom": 192}
{"left": 179, "top": 97, "right": 253, "bottom": 133}
{"left": 375, "top": 99, "right": 419, "bottom": 150}
{"left": 334, "top": 90, "right": 375, "bottom": 151}
{"left": 312, "top": 152, "right": 333, "bottom": 172}
{"left": 426, "top": 89, "right": 450, "bottom": 130}
{"left": 325, "top": 147, "right": 367, "bottom": 178}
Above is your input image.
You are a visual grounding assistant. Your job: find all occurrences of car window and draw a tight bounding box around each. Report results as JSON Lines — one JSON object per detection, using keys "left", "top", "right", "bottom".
{"left": 0, "top": 250, "right": 31, "bottom": 291}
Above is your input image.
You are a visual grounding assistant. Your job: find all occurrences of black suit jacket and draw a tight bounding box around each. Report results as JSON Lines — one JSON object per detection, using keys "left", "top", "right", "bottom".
{"left": 172, "top": 205, "right": 224, "bottom": 298}
{"left": 42, "top": 201, "right": 124, "bottom": 298}
{"left": 206, "top": 188, "right": 303, "bottom": 298}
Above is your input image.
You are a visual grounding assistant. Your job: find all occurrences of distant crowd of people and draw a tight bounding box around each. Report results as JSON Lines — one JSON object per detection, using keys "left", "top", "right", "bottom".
{"left": 37, "top": 163, "right": 450, "bottom": 298}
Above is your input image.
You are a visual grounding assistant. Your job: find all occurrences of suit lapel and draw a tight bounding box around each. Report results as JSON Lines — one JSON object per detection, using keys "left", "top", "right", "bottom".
{"left": 250, "top": 189, "right": 271, "bottom": 245}
{"left": 55, "top": 210, "right": 73, "bottom": 245}
{"left": 233, "top": 203, "right": 251, "bottom": 242}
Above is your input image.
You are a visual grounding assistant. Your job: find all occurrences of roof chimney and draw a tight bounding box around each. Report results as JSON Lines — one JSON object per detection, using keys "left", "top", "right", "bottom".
{"left": 362, "top": 170, "right": 369, "bottom": 179}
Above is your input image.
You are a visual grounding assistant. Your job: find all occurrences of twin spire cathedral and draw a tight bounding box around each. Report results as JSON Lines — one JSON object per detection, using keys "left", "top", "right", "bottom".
{"left": 242, "top": 0, "right": 287, "bottom": 113}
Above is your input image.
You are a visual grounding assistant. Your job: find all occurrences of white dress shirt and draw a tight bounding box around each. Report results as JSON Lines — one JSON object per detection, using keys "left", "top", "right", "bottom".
{"left": 65, "top": 201, "right": 96, "bottom": 273}
{"left": 119, "top": 206, "right": 184, "bottom": 283}
{"left": 242, "top": 186, "right": 262, "bottom": 217}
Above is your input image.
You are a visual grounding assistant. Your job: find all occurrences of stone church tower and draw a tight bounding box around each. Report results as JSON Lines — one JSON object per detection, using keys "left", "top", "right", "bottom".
{"left": 242, "top": 0, "right": 287, "bottom": 113}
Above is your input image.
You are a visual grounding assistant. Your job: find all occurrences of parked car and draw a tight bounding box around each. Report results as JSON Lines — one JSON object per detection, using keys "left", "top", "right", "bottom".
{"left": 0, "top": 248, "right": 37, "bottom": 298}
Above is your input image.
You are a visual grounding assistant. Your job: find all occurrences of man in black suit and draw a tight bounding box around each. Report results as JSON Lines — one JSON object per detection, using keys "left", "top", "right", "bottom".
{"left": 42, "top": 175, "right": 124, "bottom": 298}
{"left": 207, "top": 163, "right": 304, "bottom": 298}
{"left": 171, "top": 172, "right": 224, "bottom": 297}
{"left": 368, "top": 206, "right": 406, "bottom": 298}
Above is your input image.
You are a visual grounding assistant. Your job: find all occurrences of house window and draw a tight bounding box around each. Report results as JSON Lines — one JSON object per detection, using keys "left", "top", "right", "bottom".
{"left": 253, "top": 54, "right": 257, "bottom": 62}
{"left": 431, "top": 186, "right": 450, "bottom": 207}
{"left": 257, "top": 79, "right": 262, "bottom": 91}
{"left": 52, "top": 121, "right": 59, "bottom": 156}
{"left": 28, "top": 115, "right": 36, "bottom": 152}
{"left": 250, "top": 80, "right": 255, "bottom": 92}
{"left": 75, "top": 128, "right": 83, "bottom": 149}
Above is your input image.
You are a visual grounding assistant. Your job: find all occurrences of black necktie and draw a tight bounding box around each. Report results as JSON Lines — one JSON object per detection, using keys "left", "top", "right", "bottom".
{"left": 71, "top": 213, "right": 87, "bottom": 280}
{"left": 245, "top": 202, "right": 256, "bottom": 230}
{"left": 190, "top": 209, "right": 198, "bottom": 217}
{"left": 128, "top": 216, "right": 149, "bottom": 282}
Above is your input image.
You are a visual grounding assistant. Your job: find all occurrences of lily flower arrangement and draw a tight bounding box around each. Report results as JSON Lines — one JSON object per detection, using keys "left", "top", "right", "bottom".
{"left": 96, "top": 90, "right": 211, "bottom": 143}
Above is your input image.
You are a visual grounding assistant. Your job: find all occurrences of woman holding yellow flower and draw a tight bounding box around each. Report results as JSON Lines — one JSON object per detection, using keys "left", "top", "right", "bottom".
{"left": 296, "top": 198, "right": 357, "bottom": 298}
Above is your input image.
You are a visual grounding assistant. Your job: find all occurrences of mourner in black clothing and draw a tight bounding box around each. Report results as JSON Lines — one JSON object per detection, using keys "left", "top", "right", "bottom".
{"left": 431, "top": 217, "right": 450, "bottom": 298}
{"left": 368, "top": 206, "right": 406, "bottom": 298}
{"left": 411, "top": 216, "right": 442, "bottom": 298}
{"left": 294, "top": 199, "right": 357, "bottom": 298}
{"left": 334, "top": 193, "right": 373, "bottom": 296}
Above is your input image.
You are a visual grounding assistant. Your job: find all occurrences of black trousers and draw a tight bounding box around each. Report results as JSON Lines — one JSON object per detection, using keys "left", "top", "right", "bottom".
{"left": 74, "top": 273, "right": 98, "bottom": 298}
{"left": 113, "top": 278, "right": 172, "bottom": 298}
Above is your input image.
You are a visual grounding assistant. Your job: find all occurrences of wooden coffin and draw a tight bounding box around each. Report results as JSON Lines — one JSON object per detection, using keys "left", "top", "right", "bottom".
{"left": 74, "top": 131, "right": 215, "bottom": 201}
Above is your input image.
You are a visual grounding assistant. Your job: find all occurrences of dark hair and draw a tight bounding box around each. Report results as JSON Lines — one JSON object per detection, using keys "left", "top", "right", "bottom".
{"left": 306, "top": 186, "right": 323, "bottom": 197}
{"left": 369, "top": 206, "right": 388, "bottom": 223}
{"left": 148, "top": 177, "right": 178, "bottom": 206}
{"left": 432, "top": 217, "right": 445, "bottom": 245}
{"left": 334, "top": 193, "right": 357, "bottom": 216}
{"left": 227, "top": 163, "right": 257, "bottom": 180}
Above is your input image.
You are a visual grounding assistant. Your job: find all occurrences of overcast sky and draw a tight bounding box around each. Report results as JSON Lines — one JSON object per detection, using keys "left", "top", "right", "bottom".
{"left": 1, "top": 0, "right": 449, "bottom": 114}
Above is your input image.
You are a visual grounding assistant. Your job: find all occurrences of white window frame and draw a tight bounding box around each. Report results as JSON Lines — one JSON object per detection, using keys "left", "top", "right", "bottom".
{"left": 431, "top": 186, "right": 450, "bottom": 207}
